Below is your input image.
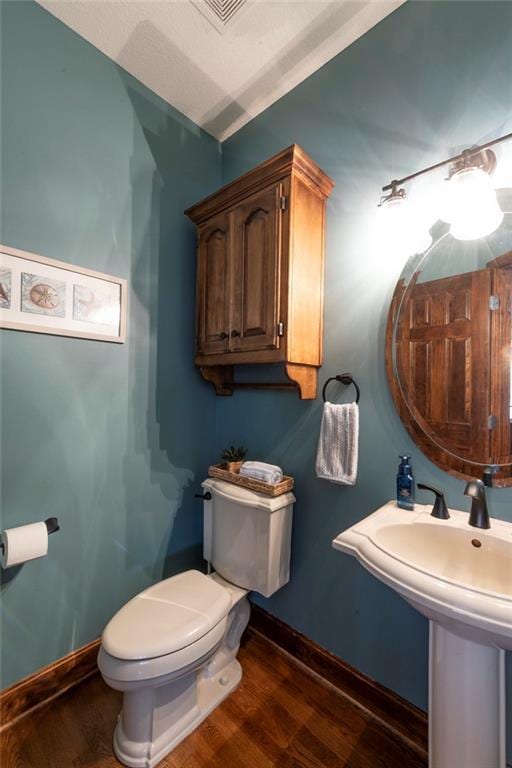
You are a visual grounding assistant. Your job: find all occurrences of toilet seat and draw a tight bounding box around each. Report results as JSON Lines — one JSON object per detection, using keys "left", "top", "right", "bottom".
{"left": 101, "top": 570, "right": 231, "bottom": 662}
{"left": 98, "top": 618, "right": 227, "bottom": 685}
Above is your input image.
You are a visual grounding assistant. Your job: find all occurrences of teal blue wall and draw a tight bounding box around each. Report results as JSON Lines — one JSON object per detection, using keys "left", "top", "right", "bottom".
{"left": 0, "top": 0, "right": 221, "bottom": 688}
{"left": 218, "top": 0, "right": 512, "bottom": 754}
{"left": 2, "top": 0, "right": 512, "bottom": 757}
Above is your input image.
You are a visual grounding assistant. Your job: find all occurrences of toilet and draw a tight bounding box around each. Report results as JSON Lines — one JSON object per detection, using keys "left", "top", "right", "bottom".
{"left": 98, "top": 478, "right": 295, "bottom": 768}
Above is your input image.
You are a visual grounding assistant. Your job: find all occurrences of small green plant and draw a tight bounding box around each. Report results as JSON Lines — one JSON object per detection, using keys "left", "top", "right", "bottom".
{"left": 221, "top": 445, "right": 248, "bottom": 463}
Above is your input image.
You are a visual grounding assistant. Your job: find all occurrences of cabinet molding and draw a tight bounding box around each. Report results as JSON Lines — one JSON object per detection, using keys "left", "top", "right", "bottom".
{"left": 185, "top": 145, "right": 333, "bottom": 224}
{"left": 186, "top": 145, "right": 334, "bottom": 399}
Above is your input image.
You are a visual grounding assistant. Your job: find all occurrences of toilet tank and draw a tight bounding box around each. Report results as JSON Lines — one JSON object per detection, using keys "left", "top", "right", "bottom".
{"left": 202, "top": 478, "right": 295, "bottom": 598}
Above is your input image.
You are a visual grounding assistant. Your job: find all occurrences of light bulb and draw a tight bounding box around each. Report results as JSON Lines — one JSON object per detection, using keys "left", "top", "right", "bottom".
{"left": 443, "top": 166, "right": 504, "bottom": 240}
{"left": 378, "top": 190, "right": 432, "bottom": 257}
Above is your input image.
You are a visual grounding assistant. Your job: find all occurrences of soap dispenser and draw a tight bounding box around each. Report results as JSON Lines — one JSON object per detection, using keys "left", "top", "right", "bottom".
{"left": 396, "top": 456, "right": 415, "bottom": 510}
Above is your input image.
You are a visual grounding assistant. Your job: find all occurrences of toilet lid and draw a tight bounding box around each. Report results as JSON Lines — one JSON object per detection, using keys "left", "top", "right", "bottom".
{"left": 102, "top": 570, "right": 231, "bottom": 661}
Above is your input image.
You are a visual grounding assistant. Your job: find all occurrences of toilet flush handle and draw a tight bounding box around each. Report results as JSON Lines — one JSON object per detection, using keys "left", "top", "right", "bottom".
{"left": 195, "top": 492, "right": 212, "bottom": 501}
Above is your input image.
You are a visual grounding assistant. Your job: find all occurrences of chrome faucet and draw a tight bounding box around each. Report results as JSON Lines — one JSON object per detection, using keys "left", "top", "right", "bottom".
{"left": 464, "top": 479, "right": 491, "bottom": 529}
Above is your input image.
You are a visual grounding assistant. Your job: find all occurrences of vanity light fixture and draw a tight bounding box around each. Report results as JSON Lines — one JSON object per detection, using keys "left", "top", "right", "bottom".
{"left": 378, "top": 183, "right": 432, "bottom": 254}
{"left": 442, "top": 154, "right": 504, "bottom": 240}
{"left": 380, "top": 131, "right": 512, "bottom": 246}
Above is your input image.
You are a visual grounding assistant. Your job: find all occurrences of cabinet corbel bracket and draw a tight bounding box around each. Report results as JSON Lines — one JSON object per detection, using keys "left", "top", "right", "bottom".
{"left": 285, "top": 363, "right": 318, "bottom": 400}
{"left": 199, "top": 366, "right": 234, "bottom": 396}
{"left": 199, "top": 364, "right": 318, "bottom": 399}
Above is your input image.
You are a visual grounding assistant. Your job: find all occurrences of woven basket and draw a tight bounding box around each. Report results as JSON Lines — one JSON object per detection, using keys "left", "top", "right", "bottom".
{"left": 208, "top": 463, "right": 294, "bottom": 498}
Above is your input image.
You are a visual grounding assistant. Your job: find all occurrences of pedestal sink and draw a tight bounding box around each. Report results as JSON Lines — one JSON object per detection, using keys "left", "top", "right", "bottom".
{"left": 332, "top": 502, "right": 512, "bottom": 768}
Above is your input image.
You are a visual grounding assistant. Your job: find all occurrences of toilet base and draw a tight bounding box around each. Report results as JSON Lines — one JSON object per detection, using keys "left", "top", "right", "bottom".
{"left": 113, "top": 658, "right": 242, "bottom": 768}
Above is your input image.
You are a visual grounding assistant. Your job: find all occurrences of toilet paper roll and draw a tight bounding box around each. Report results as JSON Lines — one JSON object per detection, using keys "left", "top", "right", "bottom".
{"left": 0, "top": 522, "right": 48, "bottom": 569}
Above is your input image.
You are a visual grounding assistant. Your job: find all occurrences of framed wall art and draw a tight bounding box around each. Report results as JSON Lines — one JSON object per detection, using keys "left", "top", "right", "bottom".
{"left": 0, "top": 244, "right": 127, "bottom": 343}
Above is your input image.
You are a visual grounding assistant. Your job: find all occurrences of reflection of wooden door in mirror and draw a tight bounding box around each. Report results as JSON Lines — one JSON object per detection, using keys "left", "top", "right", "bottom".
{"left": 394, "top": 270, "right": 491, "bottom": 466}
{"left": 489, "top": 252, "right": 512, "bottom": 480}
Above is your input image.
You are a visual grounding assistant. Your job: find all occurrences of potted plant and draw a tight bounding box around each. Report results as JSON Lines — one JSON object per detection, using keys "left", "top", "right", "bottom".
{"left": 221, "top": 445, "right": 248, "bottom": 473}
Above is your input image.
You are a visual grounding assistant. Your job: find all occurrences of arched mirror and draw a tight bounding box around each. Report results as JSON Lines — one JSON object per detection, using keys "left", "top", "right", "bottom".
{"left": 386, "top": 189, "right": 512, "bottom": 487}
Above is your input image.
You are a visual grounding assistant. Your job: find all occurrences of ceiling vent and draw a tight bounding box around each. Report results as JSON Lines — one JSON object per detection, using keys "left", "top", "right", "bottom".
{"left": 190, "top": 0, "right": 250, "bottom": 33}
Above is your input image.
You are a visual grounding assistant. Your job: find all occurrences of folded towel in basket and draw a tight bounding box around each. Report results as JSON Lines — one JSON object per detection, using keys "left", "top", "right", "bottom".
{"left": 240, "top": 461, "right": 284, "bottom": 484}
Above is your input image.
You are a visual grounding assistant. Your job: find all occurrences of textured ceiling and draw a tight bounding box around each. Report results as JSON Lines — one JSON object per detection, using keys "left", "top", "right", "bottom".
{"left": 37, "top": 0, "right": 405, "bottom": 141}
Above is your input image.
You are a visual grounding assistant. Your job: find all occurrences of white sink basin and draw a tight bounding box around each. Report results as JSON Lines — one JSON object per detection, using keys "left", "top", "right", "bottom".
{"left": 333, "top": 501, "right": 512, "bottom": 768}
{"left": 333, "top": 501, "right": 512, "bottom": 648}
{"left": 376, "top": 521, "right": 511, "bottom": 598}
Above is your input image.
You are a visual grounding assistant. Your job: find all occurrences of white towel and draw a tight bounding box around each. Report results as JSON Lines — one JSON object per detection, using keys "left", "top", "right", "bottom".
{"left": 315, "top": 402, "right": 359, "bottom": 485}
{"left": 240, "top": 461, "right": 283, "bottom": 484}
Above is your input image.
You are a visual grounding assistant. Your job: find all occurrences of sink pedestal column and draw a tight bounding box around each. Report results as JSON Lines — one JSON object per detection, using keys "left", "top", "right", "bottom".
{"left": 429, "top": 622, "right": 505, "bottom": 768}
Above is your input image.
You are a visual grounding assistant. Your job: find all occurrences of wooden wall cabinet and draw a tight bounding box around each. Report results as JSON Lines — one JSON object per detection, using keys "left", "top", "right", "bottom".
{"left": 185, "top": 145, "right": 334, "bottom": 399}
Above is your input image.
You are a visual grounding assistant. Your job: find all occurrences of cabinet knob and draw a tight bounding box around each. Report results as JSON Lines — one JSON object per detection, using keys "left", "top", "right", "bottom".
{"left": 231, "top": 330, "right": 240, "bottom": 338}
{"left": 219, "top": 332, "right": 228, "bottom": 340}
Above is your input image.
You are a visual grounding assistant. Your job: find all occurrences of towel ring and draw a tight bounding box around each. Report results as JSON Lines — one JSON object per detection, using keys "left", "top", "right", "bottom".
{"left": 322, "top": 373, "right": 360, "bottom": 404}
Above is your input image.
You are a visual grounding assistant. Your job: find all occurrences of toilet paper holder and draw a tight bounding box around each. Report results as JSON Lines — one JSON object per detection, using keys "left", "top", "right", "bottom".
{"left": 0, "top": 517, "right": 60, "bottom": 555}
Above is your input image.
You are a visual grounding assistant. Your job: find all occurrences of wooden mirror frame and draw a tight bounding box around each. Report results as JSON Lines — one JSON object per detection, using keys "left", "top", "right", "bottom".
{"left": 386, "top": 251, "right": 512, "bottom": 488}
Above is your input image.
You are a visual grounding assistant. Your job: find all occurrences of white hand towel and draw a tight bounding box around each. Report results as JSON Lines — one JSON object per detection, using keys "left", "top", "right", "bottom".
{"left": 240, "top": 461, "right": 283, "bottom": 484}
{"left": 315, "top": 402, "right": 359, "bottom": 485}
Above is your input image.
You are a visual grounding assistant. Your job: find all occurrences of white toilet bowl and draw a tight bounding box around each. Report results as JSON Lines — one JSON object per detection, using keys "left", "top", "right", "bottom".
{"left": 98, "top": 570, "right": 250, "bottom": 768}
{"left": 99, "top": 480, "right": 295, "bottom": 767}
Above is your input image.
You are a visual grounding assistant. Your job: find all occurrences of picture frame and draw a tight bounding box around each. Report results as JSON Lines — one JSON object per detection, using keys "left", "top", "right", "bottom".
{"left": 0, "top": 244, "right": 127, "bottom": 343}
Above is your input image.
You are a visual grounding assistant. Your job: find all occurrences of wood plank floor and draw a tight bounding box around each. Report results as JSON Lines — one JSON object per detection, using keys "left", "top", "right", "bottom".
{"left": 0, "top": 631, "right": 426, "bottom": 768}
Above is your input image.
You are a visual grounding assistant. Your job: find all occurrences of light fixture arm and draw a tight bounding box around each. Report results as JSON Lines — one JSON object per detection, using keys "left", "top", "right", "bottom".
{"left": 382, "top": 131, "right": 512, "bottom": 193}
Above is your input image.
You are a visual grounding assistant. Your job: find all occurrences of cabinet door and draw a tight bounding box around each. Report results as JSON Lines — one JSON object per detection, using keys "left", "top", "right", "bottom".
{"left": 196, "top": 215, "right": 232, "bottom": 356}
{"left": 230, "top": 184, "right": 283, "bottom": 353}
